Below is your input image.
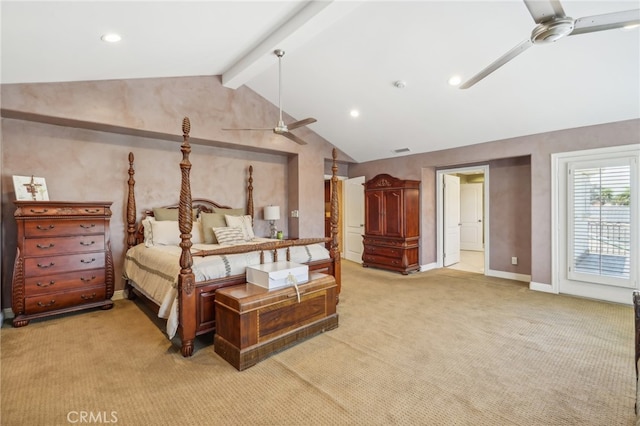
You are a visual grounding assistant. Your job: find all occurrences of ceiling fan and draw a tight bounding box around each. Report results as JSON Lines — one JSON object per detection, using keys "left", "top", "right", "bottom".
{"left": 223, "top": 49, "right": 316, "bottom": 145}
{"left": 459, "top": 0, "right": 640, "bottom": 89}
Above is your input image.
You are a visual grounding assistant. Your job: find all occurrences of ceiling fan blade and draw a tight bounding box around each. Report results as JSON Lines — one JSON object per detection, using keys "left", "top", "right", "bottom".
{"left": 280, "top": 131, "right": 308, "bottom": 145}
{"left": 524, "top": 0, "right": 566, "bottom": 24}
{"left": 222, "top": 127, "right": 273, "bottom": 131}
{"left": 570, "top": 9, "right": 640, "bottom": 36}
{"left": 286, "top": 117, "right": 317, "bottom": 131}
{"left": 459, "top": 39, "right": 533, "bottom": 90}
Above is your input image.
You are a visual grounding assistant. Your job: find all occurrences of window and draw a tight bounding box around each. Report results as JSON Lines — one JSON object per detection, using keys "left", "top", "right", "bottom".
{"left": 568, "top": 157, "right": 636, "bottom": 288}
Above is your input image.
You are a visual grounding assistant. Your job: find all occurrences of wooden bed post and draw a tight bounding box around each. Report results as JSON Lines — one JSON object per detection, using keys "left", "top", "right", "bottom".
{"left": 330, "top": 148, "right": 341, "bottom": 296}
{"left": 177, "top": 117, "right": 196, "bottom": 357}
{"left": 125, "top": 153, "right": 137, "bottom": 299}
{"left": 247, "top": 165, "right": 254, "bottom": 224}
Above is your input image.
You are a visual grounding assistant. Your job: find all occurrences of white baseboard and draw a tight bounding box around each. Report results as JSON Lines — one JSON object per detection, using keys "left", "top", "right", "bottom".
{"left": 112, "top": 290, "right": 126, "bottom": 301}
{"left": 3, "top": 307, "right": 14, "bottom": 320}
{"left": 487, "top": 269, "right": 531, "bottom": 283}
{"left": 420, "top": 262, "right": 438, "bottom": 272}
{"left": 530, "top": 281, "right": 557, "bottom": 294}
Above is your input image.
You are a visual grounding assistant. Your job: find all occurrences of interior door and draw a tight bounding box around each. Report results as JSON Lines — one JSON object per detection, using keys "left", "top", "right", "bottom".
{"left": 345, "top": 176, "right": 365, "bottom": 263}
{"left": 444, "top": 174, "right": 461, "bottom": 266}
{"left": 460, "top": 183, "right": 484, "bottom": 251}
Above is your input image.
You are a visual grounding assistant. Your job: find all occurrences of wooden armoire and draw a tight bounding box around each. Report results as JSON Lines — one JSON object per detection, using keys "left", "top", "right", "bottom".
{"left": 363, "top": 174, "right": 420, "bottom": 274}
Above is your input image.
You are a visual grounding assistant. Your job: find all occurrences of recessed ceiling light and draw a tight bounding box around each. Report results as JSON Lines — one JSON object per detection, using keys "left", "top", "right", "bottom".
{"left": 448, "top": 75, "right": 462, "bottom": 86}
{"left": 393, "top": 80, "right": 407, "bottom": 89}
{"left": 350, "top": 109, "right": 360, "bottom": 118}
{"left": 101, "top": 33, "right": 122, "bottom": 43}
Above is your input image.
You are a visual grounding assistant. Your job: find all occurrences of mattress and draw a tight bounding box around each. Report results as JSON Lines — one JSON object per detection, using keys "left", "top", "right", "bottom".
{"left": 122, "top": 239, "right": 330, "bottom": 338}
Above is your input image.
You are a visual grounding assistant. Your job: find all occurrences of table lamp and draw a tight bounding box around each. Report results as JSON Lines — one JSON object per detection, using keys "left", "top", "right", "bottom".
{"left": 264, "top": 205, "right": 280, "bottom": 239}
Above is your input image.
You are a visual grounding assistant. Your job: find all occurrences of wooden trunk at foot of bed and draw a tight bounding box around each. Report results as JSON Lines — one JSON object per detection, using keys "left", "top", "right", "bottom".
{"left": 125, "top": 117, "right": 341, "bottom": 357}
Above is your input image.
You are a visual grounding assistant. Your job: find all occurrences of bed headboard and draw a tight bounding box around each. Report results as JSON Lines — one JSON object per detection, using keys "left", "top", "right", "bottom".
{"left": 126, "top": 153, "right": 255, "bottom": 249}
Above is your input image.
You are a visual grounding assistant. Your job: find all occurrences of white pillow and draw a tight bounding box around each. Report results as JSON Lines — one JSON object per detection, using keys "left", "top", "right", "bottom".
{"left": 225, "top": 215, "right": 255, "bottom": 241}
{"left": 213, "top": 227, "right": 245, "bottom": 245}
{"left": 150, "top": 220, "right": 181, "bottom": 246}
{"left": 142, "top": 217, "right": 156, "bottom": 247}
{"left": 191, "top": 221, "right": 204, "bottom": 244}
{"left": 148, "top": 220, "right": 203, "bottom": 246}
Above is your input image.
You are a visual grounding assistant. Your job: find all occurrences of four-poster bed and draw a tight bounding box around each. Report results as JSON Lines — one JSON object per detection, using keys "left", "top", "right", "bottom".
{"left": 124, "top": 117, "right": 341, "bottom": 357}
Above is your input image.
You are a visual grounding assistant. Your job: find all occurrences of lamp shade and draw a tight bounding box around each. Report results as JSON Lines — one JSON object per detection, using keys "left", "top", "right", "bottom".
{"left": 264, "top": 206, "right": 280, "bottom": 221}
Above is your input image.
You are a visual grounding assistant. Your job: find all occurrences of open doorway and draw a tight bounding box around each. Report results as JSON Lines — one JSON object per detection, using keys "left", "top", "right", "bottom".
{"left": 436, "top": 166, "right": 489, "bottom": 274}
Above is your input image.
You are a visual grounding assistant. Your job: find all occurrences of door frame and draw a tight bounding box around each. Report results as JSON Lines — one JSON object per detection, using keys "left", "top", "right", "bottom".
{"left": 551, "top": 144, "right": 640, "bottom": 303}
{"left": 436, "top": 165, "right": 490, "bottom": 272}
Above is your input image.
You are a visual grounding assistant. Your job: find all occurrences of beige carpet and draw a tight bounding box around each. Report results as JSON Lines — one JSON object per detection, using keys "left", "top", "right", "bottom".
{"left": 1, "top": 261, "right": 636, "bottom": 425}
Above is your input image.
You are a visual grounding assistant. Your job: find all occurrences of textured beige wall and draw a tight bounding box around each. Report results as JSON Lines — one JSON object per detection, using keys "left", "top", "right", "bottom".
{"left": 1, "top": 76, "right": 350, "bottom": 309}
{"left": 350, "top": 119, "right": 640, "bottom": 287}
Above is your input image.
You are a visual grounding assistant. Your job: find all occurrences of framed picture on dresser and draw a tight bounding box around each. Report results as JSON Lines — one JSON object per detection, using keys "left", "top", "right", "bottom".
{"left": 12, "top": 175, "right": 49, "bottom": 201}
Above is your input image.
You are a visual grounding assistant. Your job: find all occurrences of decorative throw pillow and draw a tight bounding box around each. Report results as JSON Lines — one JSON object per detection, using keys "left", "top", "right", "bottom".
{"left": 212, "top": 227, "right": 245, "bottom": 245}
{"left": 225, "top": 214, "right": 255, "bottom": 241}
{"left": 212, "top": 207, "right": 245, "bottom": 216}
{"left": 200, "top": 212, "right": 228, "bottom": 243}
{"left": 150, "top": 220, "right": 181, "bottom": 246}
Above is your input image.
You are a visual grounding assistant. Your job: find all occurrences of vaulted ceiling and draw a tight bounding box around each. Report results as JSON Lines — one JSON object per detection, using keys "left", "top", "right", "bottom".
{"left": 2, "top": 1, "right": 638, "bottom": 162}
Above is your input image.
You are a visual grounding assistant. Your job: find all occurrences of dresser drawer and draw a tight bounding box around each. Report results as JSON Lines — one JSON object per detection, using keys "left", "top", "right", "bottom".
{"left": 24, "top": 269, "right": 106, "bottom": 296}
{"left": 23, "top": 235, "right": 105, "bottom": 256}
{"left": 363, "top": 244, "right": 403, "bottom": 259}
{"left": 24, "top": 220, "right": 105, "bottom": 238}
{"left": 24, "top": 252, "right": 106, "bottom": 277}
{"left": 363, "top": 253, "right": 404, "bottom": 268}
{"left": 25, "top": 286, "right": 107, "bottom": 314}
{"left": 18, "top": 205, "right": 107, "bottom": 217}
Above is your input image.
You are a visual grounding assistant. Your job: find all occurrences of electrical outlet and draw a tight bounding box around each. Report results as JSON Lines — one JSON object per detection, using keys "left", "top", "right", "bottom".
{"left": 511, "top": 257, "right": 518, "bottom": 265}
{"left": 290, "top": 210, "right": 299, "bottom": 218}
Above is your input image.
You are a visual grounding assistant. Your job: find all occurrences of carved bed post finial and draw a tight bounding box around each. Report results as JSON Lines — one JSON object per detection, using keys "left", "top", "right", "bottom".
{"left": 330, "top": 148, "right": 341, "bottom": 296}
{"left": 247, "top": 165, "right": 254, "bottom": 225}
{"left": 178, "top": 117, "right": 196, "bottom": 357}
{"left": 126, "top": 152, "right": 137, "bottom": 250}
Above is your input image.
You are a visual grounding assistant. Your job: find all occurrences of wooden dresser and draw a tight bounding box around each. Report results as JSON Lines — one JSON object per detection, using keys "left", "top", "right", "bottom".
{"left": 363, "top": 174, "right": 420, "bottom": 274}
{"left": 11, "top": 201, "right": 114, "bottom": 327}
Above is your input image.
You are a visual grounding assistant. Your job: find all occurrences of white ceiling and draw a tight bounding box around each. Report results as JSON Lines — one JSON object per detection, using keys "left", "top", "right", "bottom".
{"left": 2, "top": 1, "right": 639, "bottom": 163}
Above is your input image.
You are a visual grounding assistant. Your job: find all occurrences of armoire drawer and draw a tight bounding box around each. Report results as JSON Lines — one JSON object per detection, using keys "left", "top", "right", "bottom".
{"left": 363, "top": 253, "right": 403, "bottom": 268}
{"left": 362, "top": 237, "right": 405, "bottom": 248}
{"left": 363, "top": 245, "right": 403, "bottom": 259}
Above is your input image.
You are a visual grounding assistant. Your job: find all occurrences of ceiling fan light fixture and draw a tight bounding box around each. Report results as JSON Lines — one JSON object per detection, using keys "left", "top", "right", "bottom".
{"left": 530, "top": 17, "right": 574, "bottom": 44}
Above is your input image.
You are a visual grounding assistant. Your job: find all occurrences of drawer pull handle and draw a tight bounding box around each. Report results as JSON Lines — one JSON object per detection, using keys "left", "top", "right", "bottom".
{"left": 80, "top": 276, "right": 97, "bottom": 282}
{"left": 30, "top": 209, "right": 49, "bottom": 214}
{"left": 37, "top": 299, "right": 56, "bottom": 307}
{"left": 36, "top": 243, "right": 55, "bottom": 249}
{"left": 36, "top": 280, "right": 56, "bottom": 287}
{"left": 79, "top": 241, "right": 95, "bottom": 246}
{"left": 84, "top": 209, "right": 101, "bottom": 213}
{"left": 81, "top": 293, "right": 97, "bottom": 300}
{"left": 37, "top": 262, "right": 55, "bottom": 269}
{"left": 80, "top": 224, "right": 96, "bottom": 229}
{"left": 80, "top": 258, "right": 96, "bottom": 264}
{"left": 36, "top": 224, "right": 55, "bottom": 231}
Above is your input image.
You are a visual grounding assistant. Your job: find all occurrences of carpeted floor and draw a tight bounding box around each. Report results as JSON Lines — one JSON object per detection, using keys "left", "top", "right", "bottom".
{"left": 1, "top": 261, "right": 636, "bottom": 425}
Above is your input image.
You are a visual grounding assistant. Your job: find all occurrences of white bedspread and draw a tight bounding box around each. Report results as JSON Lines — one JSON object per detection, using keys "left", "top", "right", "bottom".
{"left": 122, "top": 239, "right": 330, "bottom": 338}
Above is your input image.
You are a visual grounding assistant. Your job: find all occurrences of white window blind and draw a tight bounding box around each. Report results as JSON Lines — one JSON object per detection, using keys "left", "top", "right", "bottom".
{"left": 568, "top": 158, "right": 635, "bottom": 288}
